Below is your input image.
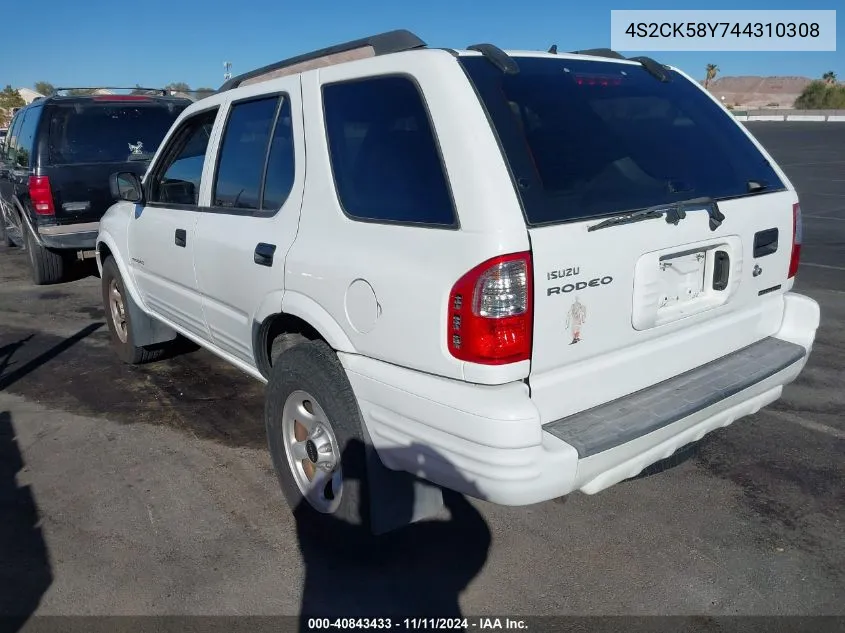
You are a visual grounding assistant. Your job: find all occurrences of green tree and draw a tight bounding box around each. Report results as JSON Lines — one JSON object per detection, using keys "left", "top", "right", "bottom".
{"left": 193, "top": 87, "right": 215, "bottom": 99}
{"left": 822, "top": 71, "right": 837, "bottom": 85}
{"left": 0, "top": 85, "right": 25, "bottom": 109}
{"left": 34, "top": 81, "right": 55, "bottom": 96}
{"left": 165, "top": 82, "right": 192, "bottom": 95}
{"left": 704, "top": 63, "right": 719, "bottom": 90}
{"left": 795, "top": 80, "right": 845, "bottom": 109}
{"left": 66, "top": 88, "right": 97, "bottom": 96}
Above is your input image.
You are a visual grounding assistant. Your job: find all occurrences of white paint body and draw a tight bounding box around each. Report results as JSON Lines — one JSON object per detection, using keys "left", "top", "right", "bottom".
{"left": 97, "top": 48, "right": 821, "bottom": 505}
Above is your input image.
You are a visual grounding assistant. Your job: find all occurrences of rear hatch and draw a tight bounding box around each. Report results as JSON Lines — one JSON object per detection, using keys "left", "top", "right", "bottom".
{"left": 41, "top": 96, "right": 188, "bottom": 224}
{"left": 459, "top": 53, "right": 800, "bottom": 423}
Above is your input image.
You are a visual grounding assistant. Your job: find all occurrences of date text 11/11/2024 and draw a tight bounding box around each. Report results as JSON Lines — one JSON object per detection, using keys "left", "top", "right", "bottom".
{"left": 306, "top": 617, "right": 529, "bottom": 630}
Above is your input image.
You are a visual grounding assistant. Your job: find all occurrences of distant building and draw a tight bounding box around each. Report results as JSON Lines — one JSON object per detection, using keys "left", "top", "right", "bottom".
{"left": 16, "top": 87, "right": 45, "bottom": 104}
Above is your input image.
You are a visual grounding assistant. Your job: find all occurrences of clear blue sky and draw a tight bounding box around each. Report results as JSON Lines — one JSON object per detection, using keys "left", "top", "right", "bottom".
{"left": 5, "top": 0, "right": 842, "bottom": 91}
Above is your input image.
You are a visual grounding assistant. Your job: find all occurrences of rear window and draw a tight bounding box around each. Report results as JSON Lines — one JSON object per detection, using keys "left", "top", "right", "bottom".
{"left": 459, "top": 56, "right": 785, "bottom": 226}
{"left": 47, "top": 100, "right": 187, "bottom": 165}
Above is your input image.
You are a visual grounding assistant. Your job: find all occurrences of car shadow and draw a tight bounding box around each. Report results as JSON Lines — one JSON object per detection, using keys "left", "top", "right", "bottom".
{"left": 0, "top": 323, "right": 103, "bottom": 392}
{"left": 61, "top": 257, "right": 100, "bottom": 283}
{"left": 295, "top": 440, "right": 491, "bottom": 628}
{"left": 0, "top": 411, "right": 53, "bottom": 630}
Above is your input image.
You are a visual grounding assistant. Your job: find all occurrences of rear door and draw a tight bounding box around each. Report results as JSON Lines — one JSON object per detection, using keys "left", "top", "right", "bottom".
{"left": 459, "top": 54, "right": 799, "bottom": 422}
{"left": 194, "top": 81, "right": 305, "bottom": 365}
{"left": 0, "top": 110, "right": 25, "bottom": 240}
{"left": 0, "top": 106, "right": 40, "bottom": 240}
{"left": 42, "top": 97, "right": 187, "bottom": 226}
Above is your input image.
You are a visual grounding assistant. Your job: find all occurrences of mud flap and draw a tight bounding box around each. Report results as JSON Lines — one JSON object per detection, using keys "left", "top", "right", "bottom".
{"left": 362, "top": 422, "right": 445, "bottom": 535}
{"left": 123, "top": 286, "right": 178, "bottom": 347}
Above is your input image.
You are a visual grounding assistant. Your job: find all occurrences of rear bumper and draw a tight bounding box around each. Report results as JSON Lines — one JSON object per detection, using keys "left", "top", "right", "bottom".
{"left": 340, "top": 292, "right": 820, "bottom": 506}
{"left": 37, "top": 222, "right": 99, "bottom": 250}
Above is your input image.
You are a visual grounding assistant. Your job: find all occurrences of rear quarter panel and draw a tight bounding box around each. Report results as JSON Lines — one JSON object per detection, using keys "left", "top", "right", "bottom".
{"left": 289, "top": 50, "right": 530, "bottom": 382}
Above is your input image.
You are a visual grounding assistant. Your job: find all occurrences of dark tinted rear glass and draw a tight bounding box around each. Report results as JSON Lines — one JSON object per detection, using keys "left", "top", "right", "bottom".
{"left": 47, "top": 100, "right": 187, "bottom": 165}
{"left": 323, "top": 76, "right": 456, "bottom": 226}
{"left": 459, "top": 56, "right": 785, "bottom": 226}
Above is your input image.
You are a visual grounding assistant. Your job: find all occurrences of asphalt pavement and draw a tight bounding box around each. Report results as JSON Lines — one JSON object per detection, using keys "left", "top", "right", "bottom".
{"left": 0, "top": 122, "right": 842, "bottom": 619}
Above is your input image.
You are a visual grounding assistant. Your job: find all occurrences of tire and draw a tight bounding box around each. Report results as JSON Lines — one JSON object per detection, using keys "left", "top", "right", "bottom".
{"left": 24, "top": 225, "right": 65, "bottom": 285}
{"left": 265, "top": 339, "right": 373, "bottom": 536}
{"left": 101, "top": 256, "right": 166, "bottom": 365}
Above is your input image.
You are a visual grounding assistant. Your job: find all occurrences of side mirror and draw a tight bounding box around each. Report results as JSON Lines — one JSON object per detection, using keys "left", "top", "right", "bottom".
{"left": 110, "top": 171, "right": 144, "bottom": 203}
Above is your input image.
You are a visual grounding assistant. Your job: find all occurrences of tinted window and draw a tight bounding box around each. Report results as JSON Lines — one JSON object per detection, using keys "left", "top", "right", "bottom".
{"left": 149, "top": 109, "right": 218, "bottom": 206}
{"left": 213, "top": 96, "right": 278, "bottom": 210}
{"left": 4, "top": 112, "right": 24, "bottom": 163}
{"left": 262, "top": 97, "right": 295, "bottom": 211}
{"left": 323, "top": 76, "right": 455, "bottom": 226}
{"left": 47, "top": 100, "right": 187, "bottom": 165}
{"left": 15, "top": 106, "right": 41, "bottom": 168}
{"left": 459, "top": 56, "right": 785, "bottom": 226}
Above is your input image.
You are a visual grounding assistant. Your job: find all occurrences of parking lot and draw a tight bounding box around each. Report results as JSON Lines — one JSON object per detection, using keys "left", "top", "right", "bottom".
{"left": 1, "top": 122, "right": 843, "bottom": 618}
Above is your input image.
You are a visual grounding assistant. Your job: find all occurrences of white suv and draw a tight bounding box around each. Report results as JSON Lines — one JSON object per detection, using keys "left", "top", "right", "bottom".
{"left": 96, "top": 30, "right": 821, "bottom": 534}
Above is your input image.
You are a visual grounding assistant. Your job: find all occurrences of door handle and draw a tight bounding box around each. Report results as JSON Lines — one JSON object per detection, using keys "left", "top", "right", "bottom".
{"left": 753, "top": 228, "right": 779, "bottom": 258}
{"left": 175, "top": 228, "right": 186, "bottom": 247}
{"left": 254, "top": 243, "right": 276, "bottom": 267}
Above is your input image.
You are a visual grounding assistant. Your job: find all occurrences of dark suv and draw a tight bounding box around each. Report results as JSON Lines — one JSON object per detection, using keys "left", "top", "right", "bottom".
{"left": 0, "top": 92, "right": 191, "bottom": 284}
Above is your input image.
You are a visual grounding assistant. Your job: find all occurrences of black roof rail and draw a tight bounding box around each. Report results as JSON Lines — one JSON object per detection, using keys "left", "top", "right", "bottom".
{"left": 53, "top": 87, "right": 170, "bottom": 95}
{"left": 218, "top": 29, "right": 427, "bottom": 92}
{"left": 467, "top": 43, "right": 519, "bottom": 75}
{"left": 569, "top": 48, "right": 626, "bottom": 60}
{"left": 568, "top": 49, "right": 671, "bottom": 82}
{"left": 627, "top": 56, "right": 671, "bottom": 82}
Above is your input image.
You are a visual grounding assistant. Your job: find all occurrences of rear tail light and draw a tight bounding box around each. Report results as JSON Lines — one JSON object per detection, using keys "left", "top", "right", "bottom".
{"left": 28, "top": 176, "right": 55, "bottom": 216}
{"left": 788, "top": 202, "right": 802, "bottom": 278}
{"left": 447, "top": 252, "right": 533, "bottom": 365}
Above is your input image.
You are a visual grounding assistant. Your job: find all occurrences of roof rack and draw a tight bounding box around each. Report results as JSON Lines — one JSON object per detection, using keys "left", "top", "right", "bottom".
{"left": 569, "top": 48, "right": 626, "bottom": 60}
{"left": 53, "top": 87, "right": 170, "bottom": 95}
{"left": 218, "top": 29, "right": 427, "bottom": 92}
{"left": 564, "top": 48, "right": 671, "bottom": 82}
{"left": 467, "top": 43, "right": 520, "bottom": 75}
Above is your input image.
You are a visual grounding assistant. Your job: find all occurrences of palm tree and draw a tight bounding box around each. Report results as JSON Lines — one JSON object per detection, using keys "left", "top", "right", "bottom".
{"left": 704, "top": 64, "right": 719, "bottom": 90}
{"left": 822, "top": 71, "right": 837, "bottom": 85}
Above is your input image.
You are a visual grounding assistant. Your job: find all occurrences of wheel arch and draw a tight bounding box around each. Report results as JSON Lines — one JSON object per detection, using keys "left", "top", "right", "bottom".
{"left": 253, "top": 291, "right": 356, "bottom": 379}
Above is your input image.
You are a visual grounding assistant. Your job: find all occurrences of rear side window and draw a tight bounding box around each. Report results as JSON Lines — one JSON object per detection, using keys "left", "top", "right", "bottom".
{"left": 323, "top": 76, "right": 455, "bottom": 226}
{"left": 15, "top": 106, "right": 42, "bottom": 168}
{"left": 47, "top": 100, "right": 187, "bottom": 165}
{"left": 212, "top": 96, "right": 279, "bottom": 210}
{"left": 459, "top": 56, "right": 786, "bottom": 226}
{"left": 148, "top": 109, "right": 218, "bottom": 206}
{"left": 2, "top": 111, "right": 24, "bottom": 163}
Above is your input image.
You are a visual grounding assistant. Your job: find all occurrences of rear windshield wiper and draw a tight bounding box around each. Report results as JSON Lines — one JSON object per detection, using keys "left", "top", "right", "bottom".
{"left": 588, "top": 196, "right": 725, "bottom": 232}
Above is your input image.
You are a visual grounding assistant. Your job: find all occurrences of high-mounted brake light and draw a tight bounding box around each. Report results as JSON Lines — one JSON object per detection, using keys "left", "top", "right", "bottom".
{"left": 788, "top": 202, "right": 802, "bottom": 278}
{"left": 447, "top": 252, "right": 533, "bottom": 365}
{"left": 574, "top": 74, "right": 623, "bottom": 87}
{"left": 28, "top": 176, "right": 55, "bottom": 216}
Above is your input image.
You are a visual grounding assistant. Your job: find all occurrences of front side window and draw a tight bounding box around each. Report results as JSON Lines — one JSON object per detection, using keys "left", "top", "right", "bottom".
{"left": 148, "top": 109, "right": 218, "bottom": 206}
{"left": 322, "top": 75, "right": 456, "bottom": 226}
{"left": 212, "top": 96, "right": 279, "bottom": 210}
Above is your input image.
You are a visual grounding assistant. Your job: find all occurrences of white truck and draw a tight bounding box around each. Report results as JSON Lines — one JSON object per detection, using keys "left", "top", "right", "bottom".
{"left": 95, "top": 30, "right": 820, "bottom": 535}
